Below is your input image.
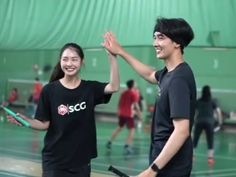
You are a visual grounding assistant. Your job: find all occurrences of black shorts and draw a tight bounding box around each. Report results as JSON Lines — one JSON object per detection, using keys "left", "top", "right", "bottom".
{"left": 43, "top": 164, "right": 91, "bottom": 177}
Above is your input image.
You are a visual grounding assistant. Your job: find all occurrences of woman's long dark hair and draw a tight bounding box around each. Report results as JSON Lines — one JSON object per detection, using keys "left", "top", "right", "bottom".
{"left": 49, "top": 43, "right": 84, "bottom": 83}
{"left": 200, "top": 85, "right": 212, "bottom": 102}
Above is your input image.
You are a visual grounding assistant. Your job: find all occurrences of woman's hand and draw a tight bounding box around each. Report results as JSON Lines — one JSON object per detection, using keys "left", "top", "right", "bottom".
{"left": 6, "top": 114, "right": 23, "bottom": 126}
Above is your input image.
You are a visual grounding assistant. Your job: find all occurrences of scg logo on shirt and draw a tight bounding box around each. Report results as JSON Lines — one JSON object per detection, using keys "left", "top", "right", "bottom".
{"left": 58, "top": 102, "right": 86, "bottom": 116}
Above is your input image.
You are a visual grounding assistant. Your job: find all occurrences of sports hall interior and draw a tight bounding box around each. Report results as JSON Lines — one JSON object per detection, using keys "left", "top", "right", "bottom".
{"left": 0, "top": 0, "right": 236, "bottom": 177}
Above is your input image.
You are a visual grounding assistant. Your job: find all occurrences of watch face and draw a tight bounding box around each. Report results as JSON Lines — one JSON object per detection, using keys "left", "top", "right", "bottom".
{"left": 151, "top": 163, "right": 159, "bottom": 172}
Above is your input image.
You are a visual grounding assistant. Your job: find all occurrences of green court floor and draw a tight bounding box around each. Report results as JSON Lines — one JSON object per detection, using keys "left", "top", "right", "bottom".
{"left": 0, "top": 114, "right": 236, "bottom": 177}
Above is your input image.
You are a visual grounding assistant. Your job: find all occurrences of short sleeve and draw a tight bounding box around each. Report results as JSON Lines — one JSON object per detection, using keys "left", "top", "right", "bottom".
{"left": 34, "top": 86, "right": 51, "bottom": 121}
{"left": 132, "top": 90, "right": 140, "bottom": 103}
{"left": 93, "top": 81, "right": 112, "bottom": 105}
{"left": 155, "top": 71, "right": 159, "bottom": 81}
{"left": 169, "top": 77, "right": 190, "bottom": 119}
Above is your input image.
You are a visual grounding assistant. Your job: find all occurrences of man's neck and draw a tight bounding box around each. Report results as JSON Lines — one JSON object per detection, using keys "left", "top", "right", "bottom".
{"left": 164, "top": 52, "right": 184, "bottom": 72}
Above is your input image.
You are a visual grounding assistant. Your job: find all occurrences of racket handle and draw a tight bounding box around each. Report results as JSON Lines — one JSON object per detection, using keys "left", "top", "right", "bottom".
{"left": 108, "top": 165, "right": 129, "bottom": 177}
{"left": 14, "top": 114, "right": 31, "bottom": 128}
{"left": 1, "top": 106, "right": 31, "bottom": 127}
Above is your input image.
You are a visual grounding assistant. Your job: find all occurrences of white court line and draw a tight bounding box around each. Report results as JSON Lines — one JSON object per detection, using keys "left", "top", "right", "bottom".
{"left": 92, "top": 169, "right": 113, "bottom": 175}
{"left": 196, "top": 172, "right": 236, "bottom": 177}
{"left": 197, "top": 88, "right": 236, "bottom": 94}
{"left": 192, "top": 168, "right": 236, "bottom": 174}
{"left": 1, "top": 127, "right": 235, "bottom": 176}
{"left": 92, "top": 162, "right": 141, "bottom": 173}
{"left": 0, "top": 147, "right": 40, "bottom": 156}
{"left": 1, "top": 148, "right": 235, "bottom": 176}
{"left": 97, "top": 141, "right": 150, "bottom": 150}
{"left": 1, "top": 147, "right": 234, "bottom": 171}
{"left": 0, "top": 144, "right": 148, "bottom": 163}
{"left": 196, "top": 152, "right": 236, "bottom": 161}
{"left": 0, "top": 171, "right": 25, "bottom": 177}
{"left": 0, "top": 157, "right": 41, "bottom": 177}
{"left": 0, "top": 126, "right": 44, "bottom": 137}
{"left": 97, "top": 152, "right": 148, "bottom": 160}
{"left": 93, "top": 162, "right": 236, "bottom": 176}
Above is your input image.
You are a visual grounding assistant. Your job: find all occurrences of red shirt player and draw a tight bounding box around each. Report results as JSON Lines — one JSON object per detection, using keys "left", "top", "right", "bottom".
{"left": 2, "top": 88, "right": 19, "bottom": 107}
{"left": 33, "top": 77, "right": 43, "bottom": 104}
{"left": 8, "top": 88, "right": 19, "bottom": 104}
{"left": 106, "top": 80, "right": 141, "bottom": 154}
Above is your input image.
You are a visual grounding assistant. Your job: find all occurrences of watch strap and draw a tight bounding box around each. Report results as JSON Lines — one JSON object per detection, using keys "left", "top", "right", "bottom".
{"left": 151, "top": 163, "right": 160, "bottom": 173}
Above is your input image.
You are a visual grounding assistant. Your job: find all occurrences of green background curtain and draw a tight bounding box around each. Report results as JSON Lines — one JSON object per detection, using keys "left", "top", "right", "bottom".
{"left": 0, "top": 0, "right": 236, "bottom": 50}
{"left": 0, "top": 0, "right": 236, "bottom": 113}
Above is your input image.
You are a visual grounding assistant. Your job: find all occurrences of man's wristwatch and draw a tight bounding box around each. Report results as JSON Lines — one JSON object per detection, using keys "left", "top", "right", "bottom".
{"left": 151, "top": 163, "right": 160, "bottom": 173}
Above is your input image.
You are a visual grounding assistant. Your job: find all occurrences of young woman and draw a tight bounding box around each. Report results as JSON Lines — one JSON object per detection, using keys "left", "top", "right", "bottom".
{"left": 8, "top": 43, "right": 120, "bottom": 177}
{"left": 193, "top": 85, "right": 222, "bottom": 166}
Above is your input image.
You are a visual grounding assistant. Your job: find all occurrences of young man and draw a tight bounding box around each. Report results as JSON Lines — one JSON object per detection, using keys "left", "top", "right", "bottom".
{"left": 106, "top": 80, "right": 142, "bottom": 154}
{"left": 103, "top": 17, "right": 196, "bottom": 177}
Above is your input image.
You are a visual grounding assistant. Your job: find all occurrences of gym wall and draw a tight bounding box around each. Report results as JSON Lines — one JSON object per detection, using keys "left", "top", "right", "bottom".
{"left": 1, "top": 0, "right": 236, "bottom": 113}
{"left": 0, "top": 46, "right": 236, "bottom": 113}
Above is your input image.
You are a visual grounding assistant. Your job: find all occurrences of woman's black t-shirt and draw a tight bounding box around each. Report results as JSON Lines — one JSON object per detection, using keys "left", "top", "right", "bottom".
{"left": 35, "top": 80, "right": 111, "bottom": 171}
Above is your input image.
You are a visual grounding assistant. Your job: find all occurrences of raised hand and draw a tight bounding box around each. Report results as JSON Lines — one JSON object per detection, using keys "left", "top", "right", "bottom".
{"left": 103, "top": 32, "right": 124, "bottom": 56}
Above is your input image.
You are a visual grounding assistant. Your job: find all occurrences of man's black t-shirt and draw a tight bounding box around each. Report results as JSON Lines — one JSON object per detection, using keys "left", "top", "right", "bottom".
{"left": 151, "top": 62, "right": 196, "bottom": 177}
{"left": 35, "top": 80, "right": 111, "bottom": 171}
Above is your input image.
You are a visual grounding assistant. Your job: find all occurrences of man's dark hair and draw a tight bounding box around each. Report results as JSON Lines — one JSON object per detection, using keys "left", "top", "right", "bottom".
{"left": 126, "top": 80, "right": 135, "bottom": 89}
{"left": 153, "top": 17, "right": 194, "bottom": 53}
